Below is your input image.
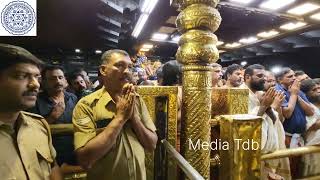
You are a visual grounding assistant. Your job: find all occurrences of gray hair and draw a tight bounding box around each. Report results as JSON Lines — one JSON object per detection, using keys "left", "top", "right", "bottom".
{"left": 101, "top": 49, "right": 129, "bottom": 64}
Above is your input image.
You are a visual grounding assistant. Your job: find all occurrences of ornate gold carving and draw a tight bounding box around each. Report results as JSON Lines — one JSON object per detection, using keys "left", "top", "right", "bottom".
{"left": 176, "top": 4, "right": 221, "bottom": 33}
{"left": 175, "top": 0, "right": 221, "bottom": 178}
{"left": 181, "top": 89, "right": 212, "bottom": 179}
{"left": 178, "top": 29, "right": 218, "bottom": 45}
{"left": 137, "top": 86, "right": 179, "bottom": 180}
{"left": 178, "top": 0, "right": 220, "bottom": 9}
{"left": 211, "top": 88, "right": 249, "bottom": 117}
{"left": 219, "top": 115, "right": 262, "bottom": 180}
{"left": 183, "top": 65, "right": 212, "bottom": 88}
{"left": 176, "top": 42, "right": 219, "bottom": 64}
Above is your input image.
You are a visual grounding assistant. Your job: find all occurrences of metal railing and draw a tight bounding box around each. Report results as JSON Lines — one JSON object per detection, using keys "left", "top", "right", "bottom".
{"left": 261, "top": 145, "right": 320, "bottom": 160}
{"left": 161, "top": 140, "right": 204, "bottom": 180}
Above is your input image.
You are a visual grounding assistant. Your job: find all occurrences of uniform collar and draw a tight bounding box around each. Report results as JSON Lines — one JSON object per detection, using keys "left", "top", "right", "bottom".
{"left": 96, "top": 87, "right": 115, "bottom": 106}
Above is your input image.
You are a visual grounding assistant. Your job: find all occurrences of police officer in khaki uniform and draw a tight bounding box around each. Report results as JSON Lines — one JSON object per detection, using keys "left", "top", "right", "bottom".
{"left": 72, "top": 49, "right": 158, "bottom": 180}
{"left": 0, "top": 44, "right": 62, "bottom": 180}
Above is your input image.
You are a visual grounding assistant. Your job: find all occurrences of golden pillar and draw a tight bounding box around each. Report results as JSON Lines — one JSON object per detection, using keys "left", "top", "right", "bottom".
{"left": 175, "top": 0, "right": 221, "bottom": 179}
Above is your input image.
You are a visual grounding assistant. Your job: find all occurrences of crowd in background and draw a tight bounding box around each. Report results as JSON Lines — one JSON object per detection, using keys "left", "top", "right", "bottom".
{"left": 5, "top": 44, "right": 318, "bottom": 179}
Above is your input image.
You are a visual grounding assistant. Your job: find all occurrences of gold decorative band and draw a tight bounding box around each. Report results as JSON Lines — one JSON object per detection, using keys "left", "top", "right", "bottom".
{"left": 179, "top": 30, "right": 218, "bottom": 46}
{"left": 178, "top": 0, "right": 220, "bottom": 9}
{"left": 176, "top": 42, "right": 219, "bottom": 64}
{"left": 176, "top": 4, "right": 221, "bottom": 33}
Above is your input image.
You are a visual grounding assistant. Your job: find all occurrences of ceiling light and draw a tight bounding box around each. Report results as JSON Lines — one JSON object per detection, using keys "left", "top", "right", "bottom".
{"left": 140, "top": 48, "right": 150, "bottom": 52}
{"left": 142, "top": 44, "right": 153, "bottom": 49}
{"left": 260, "top": 0, "right": 295, "bottom": 10}
{"left": 239, "top": 37, "right": 258, "bottom": 44}
{"left": 287, "top": 3, "right": 320, "bottom": 15}
{"left": 271, "top": 66, "right": 282, "bottom": 74}
{"left": 219, "top": 50, "right": 226, "bottom": 53}
{"left": 152, "top": 33, "right": 168, "bottom": 41}
{"left": 141, "top": 0, "right": 159, "bottom": 13}
{"left": 310, "top": 12, "right": 320, "bottom": 20}
{"left": 217, "top": 41, "right": 224, "bottom": 46}
{"left": 257, "top": 30, "right": 279, "bottom": 38}
{"left": 172, "top": 36, "right": 180, "bottom": 43}
{"left": 225, "top": 42, "right": 241, "bottom": 48}
{"left": 241, "top": 61, "right": 247, "bottom": 66}
{"left": 229, "top": 0, "right": 254, "bottom": 4}
{"left": 132, "top": 14, "right": 149, "bottom": 38}
{"left": 75, "top": 49, "right": 81, "bottom": 53}
{"left": 280, "top": 22, "right": 307, "bottom": 30}
{"left": 95, "top": 50, "right": 102, "bottom": 54}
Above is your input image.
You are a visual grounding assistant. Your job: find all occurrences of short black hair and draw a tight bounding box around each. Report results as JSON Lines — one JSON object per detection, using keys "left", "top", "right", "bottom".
{"left": 67, "top": 72, "right": 83, "bottom": 85}
{"left": 162, "top": 60, "right": 182, "bottom": 86}
{"left": 275, "top": 67, "right": 292, "bottom": 81}
{"left": 41, "top": 65, "right": 65, "bottom": 79}
{"left": 301, "top": 79, "right": 317, "bottom": 94}
{"left": 244, "top": 64, "right": 265, "bottom": 78}
{"left": 101, "top": 49, "right": 129, "bottom": 64}
{"left": 72, "top": 67, "right": 86, "bottom": 74}
{"left": 313, "top": 78, "right": 320, "bottom": 85}
{"left": 0, "top": 43, "right": 43, "bottom": 72}
{"left": 225, "top": 64, "right": 242, "bottom": 79}
{"left": 294, "top": 70, "right": 306, "bottom": 77}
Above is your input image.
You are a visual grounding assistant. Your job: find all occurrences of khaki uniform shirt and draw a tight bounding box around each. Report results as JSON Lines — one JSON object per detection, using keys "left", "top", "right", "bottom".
{"left": 0, "top": 111, "right": 56, "bottom": 180}
{"left": 73, "top": 87, "right": 156, "bottom": 180}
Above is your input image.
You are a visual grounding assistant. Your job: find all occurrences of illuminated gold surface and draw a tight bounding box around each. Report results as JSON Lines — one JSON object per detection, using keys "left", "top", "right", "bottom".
{"left": 211, "top": 88, "right": 249, "bottom": 117}
{"left": 175, "top": 0, "right": 221, "bottom": 178}
{"left": 176, "top": 42, "right": 219, "bottom": 64}
{"left": 178, "top": 29, "right": 218, "bottom": 45}
{"left": 176, "top": 4, "right": 221, "bottom": 33}
{"left": 178, "top": 0, "right": 220, "bottom": 9}
{"left": 137, "top": 86, "right": 179, "bottom": 180}
{"left": 219, "top": 115, "right": 261, "bottom": 180}
{"left": 179, "top": 65, "right": 212, "bottom": 179}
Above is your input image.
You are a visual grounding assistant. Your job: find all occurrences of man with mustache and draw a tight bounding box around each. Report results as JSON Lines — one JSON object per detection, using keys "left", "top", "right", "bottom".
{"left": 72, "top": 49, "right": 158, "bottom": 180}
{"left": 245, "top": 64, "right": 291, "bottom": 180}
{"left": 275, "top": 67, "right": 314, "bottom": 178}
{"left": 300, "top": 79, "right": 320, "bottom": 176}
{"left": 29, "top": 65, "right": 81, "bottom": 176}
{"left": 224, "top": 64, "right": 243, "bottom": 88}
{"left": 0, "top": 44, "right": 62, "bottom": 179}
{"left": 211, "top": 63, "right": 223, "bottom": 88}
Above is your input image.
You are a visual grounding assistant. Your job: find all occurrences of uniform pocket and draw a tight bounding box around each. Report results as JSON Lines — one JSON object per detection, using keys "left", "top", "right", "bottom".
{"left": 36, "top": 146, "right": 54, "bottom": 179}
{"left": 36, "top": 147, "right": 54, "bottom": 163}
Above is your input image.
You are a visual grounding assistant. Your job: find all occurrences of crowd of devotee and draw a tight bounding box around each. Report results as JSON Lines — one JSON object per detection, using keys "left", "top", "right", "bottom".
{"left": 1, "top": 43, "right": 320, "bottom": 180}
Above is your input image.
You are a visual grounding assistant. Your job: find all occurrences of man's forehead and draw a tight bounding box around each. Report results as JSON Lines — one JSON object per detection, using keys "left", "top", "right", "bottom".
{"left": 12, "top": 63, "right": 40, "bottom": 73}
{"left": 253, "top": 69, "right": 265, "bottom": 74}
{"left": 46, "top": 69, "right": 64, "bottom": 76}
{"left": 110, "top": 53, "right": 130, "bottom": 62}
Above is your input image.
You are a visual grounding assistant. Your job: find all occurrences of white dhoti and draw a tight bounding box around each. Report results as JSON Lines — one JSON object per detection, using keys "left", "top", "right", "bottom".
{"left": 248, "top": 89, "right": 291, "bottom": 180}
{"left": 302, "top": 105, "right": 320, "bottom": 177}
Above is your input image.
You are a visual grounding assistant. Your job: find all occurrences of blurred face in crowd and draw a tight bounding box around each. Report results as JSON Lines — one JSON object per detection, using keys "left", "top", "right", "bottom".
{"left": 100, "top": 52, "right": 133, "bottom": 92}
{"left": 79, "top": 70, "right": 90, "bottom": 83}
{"left": 131, "top": 72, "right": 139, "bottom": 85}
{"left": 138, "top": 70, "right": 147, "bottom": 81}
{"left": 70, "top": 75, "right": 87, "bottom": 92}
{"left": 44, "top": 69, "right": 67, "bottom": 94}
{"left": 296, "top": 74, "right": 310, "bottom": 82}
{"left": 306, "top": 84, "right": 320, "bottom": 103}
{"left": 212, "top": 66, "right": 223, "bottom": 86}
{"left": 0, "top": 63, "right": 41, "bottom": 111}
{"left": 279, "top": 70, "right": 295, "bottom": 89}
{"left": 228, "top": 69, "right": 243, "bottom": 87}
{"left": 264, "top": 72, "right": 276, "bottom": 91}
{"left": 247, "top": 69, "right": 266, "bottom": 91}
